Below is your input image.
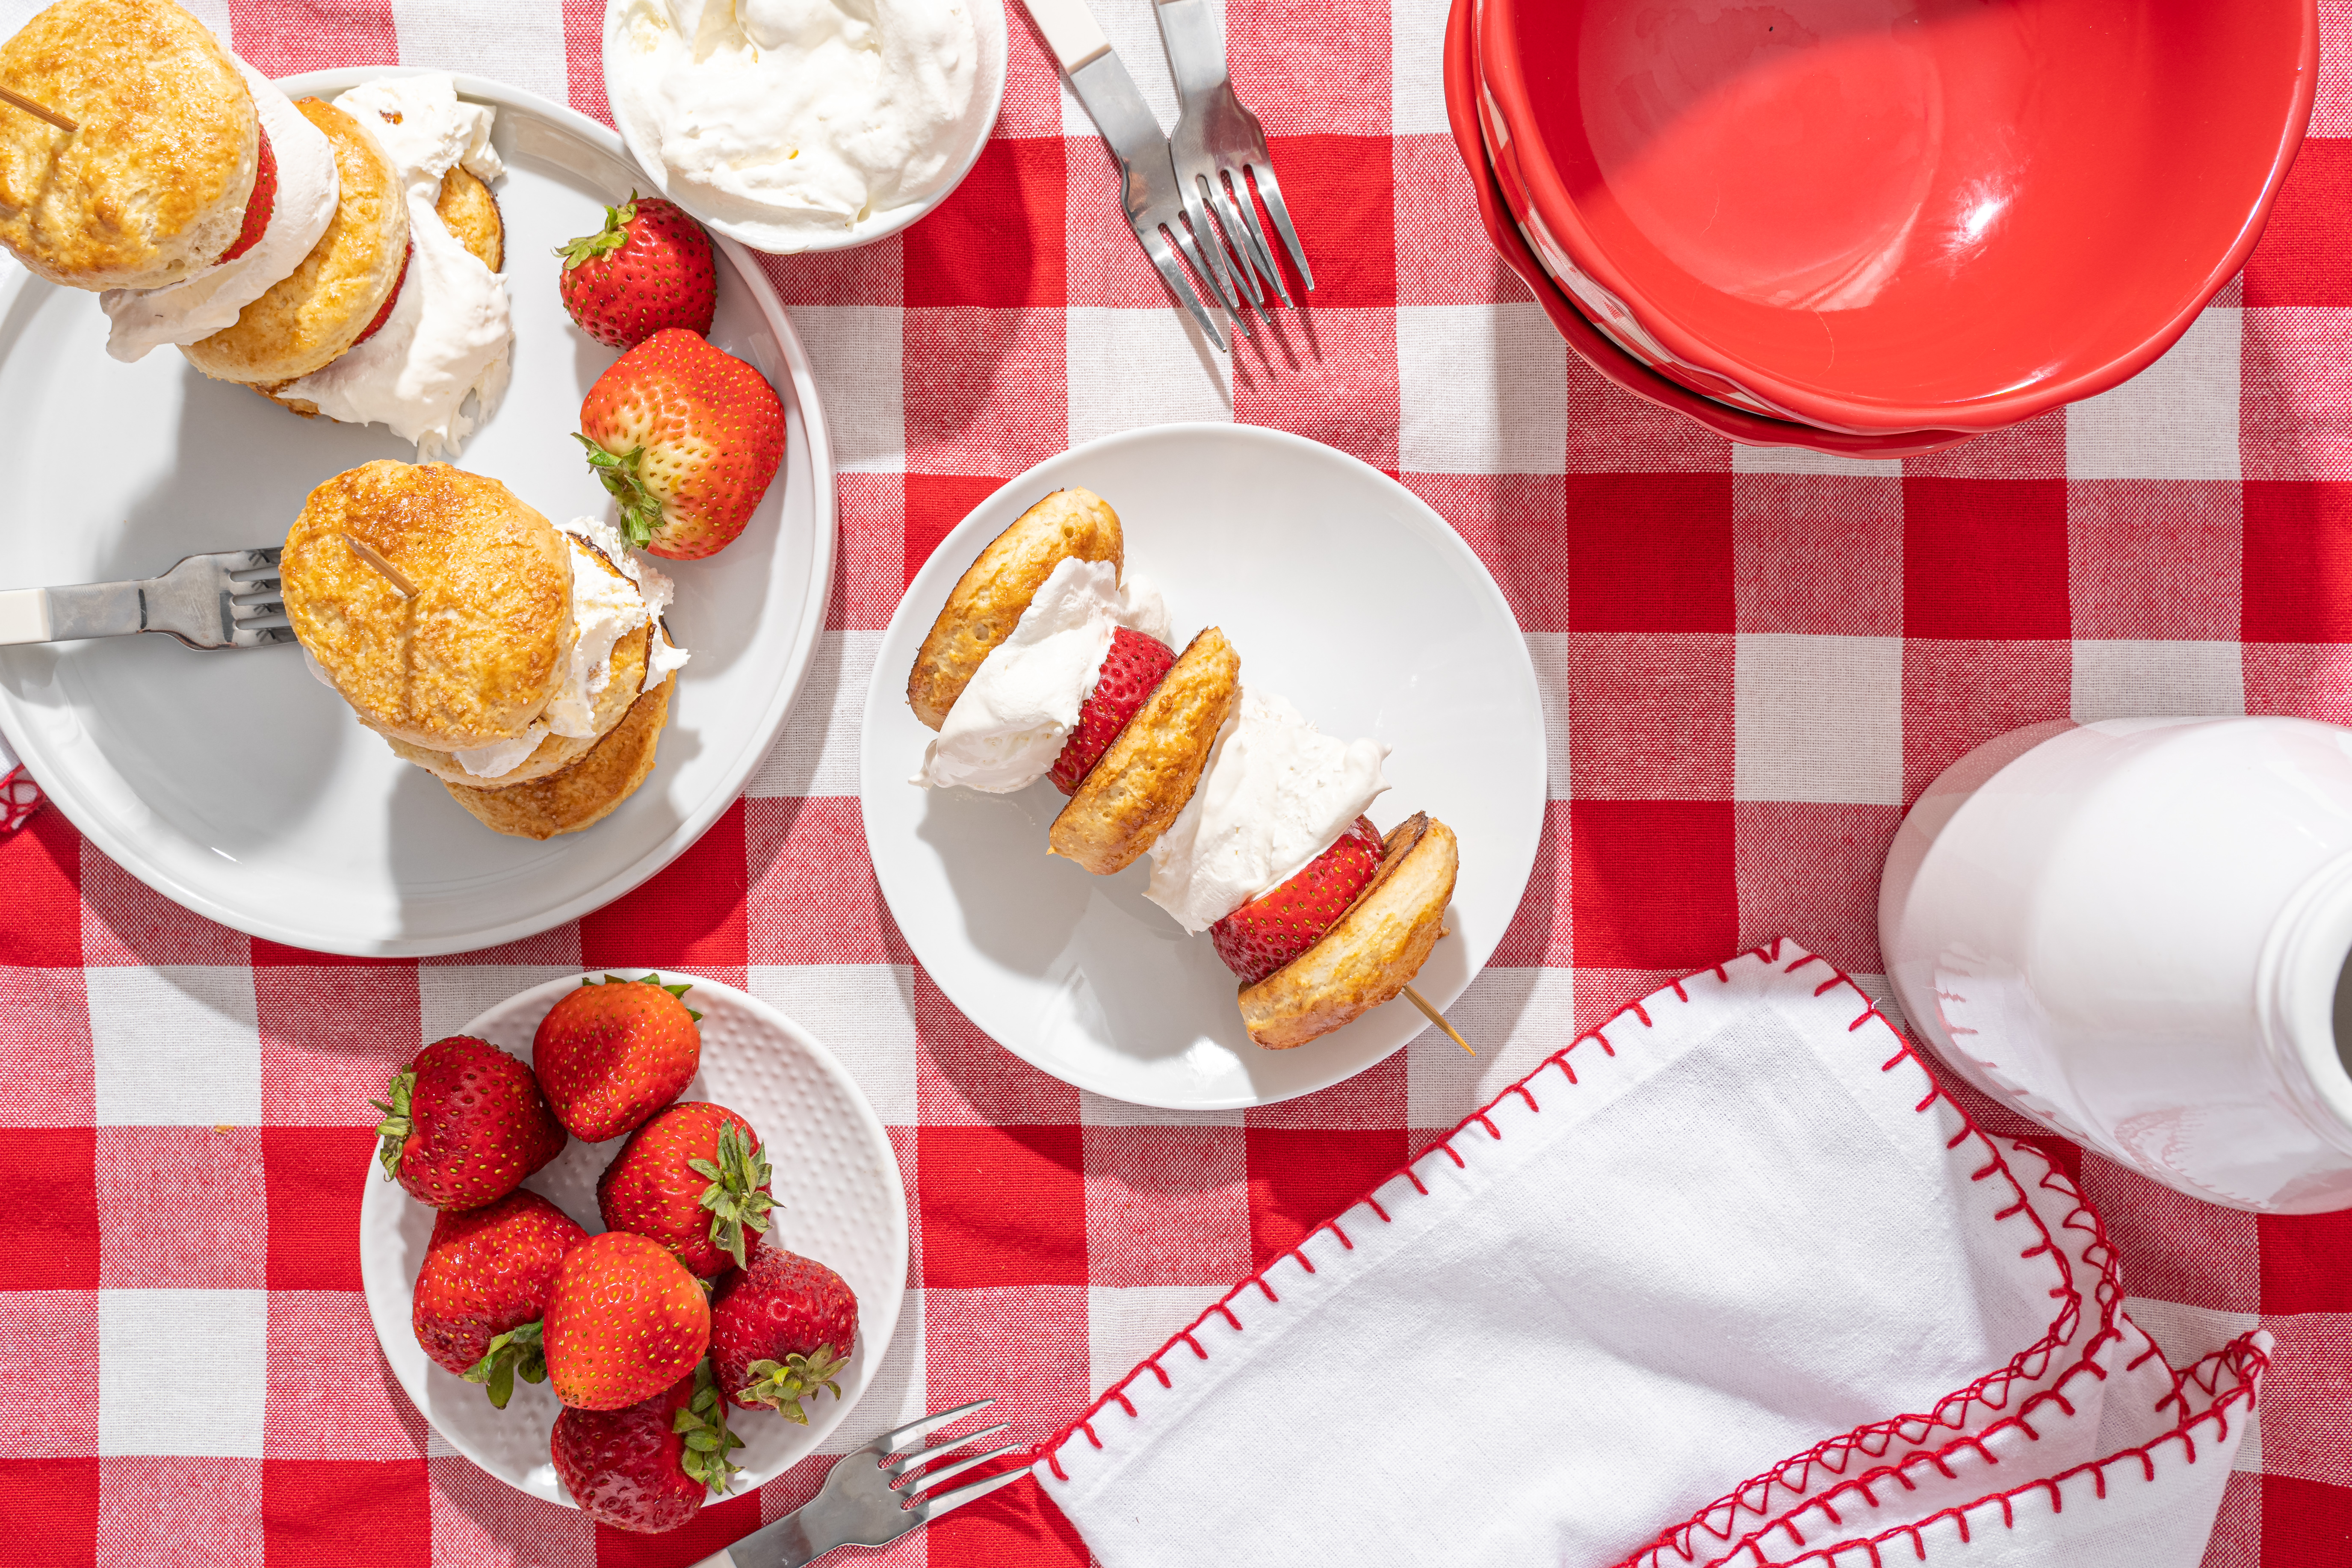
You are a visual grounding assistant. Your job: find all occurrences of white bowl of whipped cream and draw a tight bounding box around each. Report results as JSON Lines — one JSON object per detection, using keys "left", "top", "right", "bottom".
{"left": 604, "top": 0, "right": 1006, "bottom": 254}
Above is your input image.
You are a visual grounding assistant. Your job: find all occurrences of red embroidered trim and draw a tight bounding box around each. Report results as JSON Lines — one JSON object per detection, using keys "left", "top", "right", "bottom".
{"left": 1034, "top": 941, "right": 2072, "bottom": 1497}
{"left": 0, "top": 765, "right": 40, "bottom": 834}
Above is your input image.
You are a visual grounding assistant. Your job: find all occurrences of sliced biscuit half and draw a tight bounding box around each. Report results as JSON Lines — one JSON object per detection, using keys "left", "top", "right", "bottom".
{"left": 1047, "top": 625, "right": 1239, "bottom": 876}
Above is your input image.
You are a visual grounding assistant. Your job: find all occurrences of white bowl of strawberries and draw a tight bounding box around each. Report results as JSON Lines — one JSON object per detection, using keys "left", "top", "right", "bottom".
{"left": 356, "top": 972, "right": 908, "bottom": 1530}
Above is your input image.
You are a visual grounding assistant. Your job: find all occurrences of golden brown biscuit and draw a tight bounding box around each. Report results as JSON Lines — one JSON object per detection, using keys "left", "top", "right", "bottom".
{"left": 385, "top": 623, "right": 652, "bottom": 788}
{"left": 0, "top": 0, "right": 257, "bottom": 290}
{"left": 283, "top": 461, "right": 573, "bottom": 751}
{"left": 1048, "top": 626, "right": 1238, "bottom": 875}
{"left": 435, "top": 164, "right": 502, "bottom": 271}
{"left": 182, "top": 95, "right": 407, "bottom": 385}
{"left": 442, "top": 676, "right": 672, "bottom": 839}
{"left": 907, "top": 487, "right": 1123, "bottom": 729}
{"left": 1238, "top": 814, "right": 1459, "bottom": 1050}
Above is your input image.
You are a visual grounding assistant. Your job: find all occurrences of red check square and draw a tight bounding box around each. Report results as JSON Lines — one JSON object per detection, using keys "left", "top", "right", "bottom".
{"left": 906, "top": 140, "right": 1066, "bottom": 310}
{"left": 2261, "top": 1474, "right": 2352, "bottom": 1567}
{"left": 2243, "top": 138, "right": 2352, "bottom": 307}
{"left": 579, "top": 800, "right": 748, "bottom": 981}
{"left": 0, "top": 1457, "right": 95, "bottom": 1568}
{"left": 1569, "top": 800, "right": 1737, "bottom": 970}
{"left": 263, "top": 1128, "right": 376, "bottom": 1294}
{"left": 260, "top": 1459, "right": 429, "bottom": 1568}
{"left": 1245, "top": 1126, "right": 1406, "bottom": 1268}
{"left": 222, "top": 0, "right": 395, "bottom": 77}
{"left": 904, "top": 474, "right": 1005, "bottom": 589}
{"left": 904, "top": 308, "right": 1069, "bottom": 478}
{"left": 0, "top": 1293, "right": 96, "bottom": 1456}
{"left": 1084, "top": 1127, "right": 1249, "bottom": 1287}
{"left": 2069, "top": 478, "right": 2242, "bottom": 641}
{"left": 919, "top": 1124, "right": 1087, "bottom": 1287}
{"left": 98, "top": 1457, "right": 259, "bottom": 1568}
{"left": 1734, "top": 803, "right": 1903, "bottom": 978}
{"left": 0, "top": 809, "right": 80, "bottom": 969}
{"left": 99, "top": 1127, "right": 265, "bottom": 1290}
{"left": 1224, "top": 137, "right": 1396, "bottom": 308}
{"left": 0, "top": 1129, "right": 96, "bottom": 1290}
{"left": 1566, "top": 474, "right": 1734, "bottom": 633}
{"left": 0, "top": 966, "right": 92, "bottom": 1127}
{"left": 1900, "top": 640, "right": 2071, "bottom": 807}
{"left": 81, "top": 852, "right": 247, "bottom": 966}
{"left": 2246, "top": 642, "right": 2352, "bottom": 723}
{"left": 596, "top": 1492, "right": 762, "bottom": 1567}
{"left": 747, "top": 797, "right": 911, "bottom": 967}
{"left": 2262, "top": 1206, "right": 2352, "bottom": 1313}
{"left": 1734, "top": 473, "right": 1903, "bottom": 636}
{"left": 1567, "top": 633, "right": 1734, "bottom": 801}
{"left": 2245, "top": 481, "right": 2352, "bottom": 641}
{"left": 1902, "top": 478, "right": 2070, "bottom": 639}
{"left": 2075, "top": 1158, "right": 2258, "bottom": 1314}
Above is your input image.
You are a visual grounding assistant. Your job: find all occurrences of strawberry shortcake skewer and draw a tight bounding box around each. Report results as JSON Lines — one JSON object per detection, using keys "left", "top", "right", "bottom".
{"left": 908, "top": 487, "right": 1462, "bottom": 1051}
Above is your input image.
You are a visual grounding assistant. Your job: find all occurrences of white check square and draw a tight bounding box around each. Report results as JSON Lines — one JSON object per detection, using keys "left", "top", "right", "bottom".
{"left": 1398, "top": 303, "right": 1566, "bottom": 474}
{"left": 88, "top": 967, "right": 259, "bottom": 1126}
{"left": 752, "top": 630, "right": 878, "bottom": 799}
{"left": 1066, "top": 307, "right": 1233, "bottom": 446}
{"left": 1087, "top": 1285, "right": 1231, "bottom": 1402}
{"left": 99, "top": 1289, "right": 267, "bottom": 1457}
{"left": 790, "top": 307, "right": 907, "bottom": 473}
{"left": 1408, "top": 966, "right": 1575, "bottom": 1131}
{"left": 1733, "top": 634, "right": 1904, "bottom": 805}
{"left": 2066, "top": 307, "right": 2242, "bottom": 481}
{"left": 2071, "top": 640, "right": 2245, "bottom": 723}
{"left": 749, "top": 964, "right": 919, "bottom": 1126}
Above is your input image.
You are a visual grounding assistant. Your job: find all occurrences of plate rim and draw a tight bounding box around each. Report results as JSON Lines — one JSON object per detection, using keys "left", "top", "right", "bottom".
{"left": 0, "top": 68, "right": 838, "bottom": 958}
{"left": 856, "top": 421, "right": 1547, "bottom": 1110}
{"left": 355, "top": 969, "right": 911, "bottom": 1509}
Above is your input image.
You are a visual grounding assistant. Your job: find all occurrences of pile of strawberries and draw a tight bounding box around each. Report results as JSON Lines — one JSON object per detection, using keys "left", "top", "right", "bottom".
{"left": 555, "top": 195, "right": 788, "bottom": 562}
{"left": 377, "top": 975, "right": 860, "bottom": 1535}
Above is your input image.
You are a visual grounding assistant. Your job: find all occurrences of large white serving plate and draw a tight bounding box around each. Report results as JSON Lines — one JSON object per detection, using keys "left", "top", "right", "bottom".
{"left": 0, "top": 71, "right": 835, "bottom": 956}
{"left": 358, "top": 973, "right": 907, "bottom": 1509}
{"left": 860, "top": 425, "right": 1547, "bottom": 1110}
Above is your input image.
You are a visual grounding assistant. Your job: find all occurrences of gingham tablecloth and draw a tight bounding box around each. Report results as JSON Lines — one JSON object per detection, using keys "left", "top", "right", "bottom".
{"left": 3, "top": 0, "right": 2351, "bottom": 1563}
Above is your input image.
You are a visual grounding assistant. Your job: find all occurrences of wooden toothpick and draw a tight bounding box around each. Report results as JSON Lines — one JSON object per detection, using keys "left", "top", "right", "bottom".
{"left": 0, "top": 86, "right": 76, "bottom": 132}
{"left": 344, "top": 534, "right": 418, "bottom": 599}
{"left": 1403, "top": 985, "right": 1473, "bottom": 1054}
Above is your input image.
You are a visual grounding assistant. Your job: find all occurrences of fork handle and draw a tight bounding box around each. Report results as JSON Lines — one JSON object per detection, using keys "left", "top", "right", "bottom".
{"left": 1018, "top": 0, "right": 1109, "bottom": 73}
{"left": 0, "top": 588, "right": 49, "bottom": 646}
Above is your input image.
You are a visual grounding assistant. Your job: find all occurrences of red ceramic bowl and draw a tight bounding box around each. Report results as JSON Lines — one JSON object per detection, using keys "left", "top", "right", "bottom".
{"left": 1474, "top": 0, "right": 2317, "bottom": 434}
{"left": 1443, "top": 0, "right": 1971, "bottom": 458}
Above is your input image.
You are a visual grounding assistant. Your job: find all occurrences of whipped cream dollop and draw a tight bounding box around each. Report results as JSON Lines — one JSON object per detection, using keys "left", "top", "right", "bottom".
{"left": 1144, "top": 687, "right": 1391, "bottom": 934}
{"left": 917, "top": 555, "right": 1170, "bottom": 794}
{"left": 609, "top": 0, "right": 983, "bottom": 251}
{"left": 278, "top": 74, "right": 511, "bottom": 461}
{"left": 100, "top": 59, "right": 341, "bottom": 361}
{"left": 451, "top": 519, "right": 691, "bottom": 780}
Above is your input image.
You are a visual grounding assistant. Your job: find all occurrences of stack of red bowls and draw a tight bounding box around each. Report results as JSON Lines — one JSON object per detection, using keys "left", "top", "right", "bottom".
{"left": 1446, "top": 0, "right": 2318, "bottom": 458}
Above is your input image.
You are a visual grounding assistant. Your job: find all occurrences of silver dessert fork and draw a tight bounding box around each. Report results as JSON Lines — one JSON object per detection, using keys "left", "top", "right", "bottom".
{"left": 0, "top": 547, "right": 292, "bottom": 649}
{"left": 1157, "top": 0, "right": 1314, "bottom": 307}
{"left": 685, "top": 1400, "right": 1033, "bottom": 1568}
{"left": 1019, "top": 0, "right": 1241, "bottom": 349}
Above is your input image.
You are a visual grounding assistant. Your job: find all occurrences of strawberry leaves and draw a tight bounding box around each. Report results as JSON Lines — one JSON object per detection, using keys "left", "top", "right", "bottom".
{"left": 735, "top": 1344, "right": 849, "bottom": 1423}
{"left": 687, "top": 1122, "right": 776, "bottom": 1270}
{"left": 462, "top": 1320, "right": 548, "bottom": 1410}
{"left": 575, "top": 435, "right": 666, "bottom": 549}
{"left": 370, "top": 1068, "right": 416, "bottom": 1182}
{"left": 674, "top": 1361, "right": 744, "bottom": 1494}
{"left": 555, "top": 192, "right": 640, "bottom": 272}
{"left": 581, "top": 971, "right": 703, "bottom": 1022}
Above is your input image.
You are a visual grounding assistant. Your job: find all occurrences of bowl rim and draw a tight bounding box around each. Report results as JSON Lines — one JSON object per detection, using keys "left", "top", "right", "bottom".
{"left": 1472, "top": 0, "right": 2320, "bottom": 433}
{"left": 1443, "top": 0, "right": 1972, "bottom": 458}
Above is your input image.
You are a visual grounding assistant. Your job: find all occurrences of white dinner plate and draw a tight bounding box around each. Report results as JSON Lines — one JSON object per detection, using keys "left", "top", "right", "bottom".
{"left": 860, "top": 424, "right": 1547, "bottom": 1110}
{"left": 357, "top": 972, "right": 907, "bottom": 1509}
{"left": 0, "top": 70, "right": 835, "bottom": 956}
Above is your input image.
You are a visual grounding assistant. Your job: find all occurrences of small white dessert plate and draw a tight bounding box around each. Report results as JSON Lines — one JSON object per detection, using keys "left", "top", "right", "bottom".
{"left": 0, "top": 70, "right": 835, "bottom": 957}
{"left": 602, "top": 0, "right": 1008, "bottom": 255}
{"left": 860, "top": 424, "right": 1548, "bottom": 1110}
{"left": 357, "top": 972, "right": 908, "bottom": 1509}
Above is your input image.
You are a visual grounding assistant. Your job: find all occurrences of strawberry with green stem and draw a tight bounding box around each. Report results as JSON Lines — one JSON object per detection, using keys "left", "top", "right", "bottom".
{"left": 598, "top": 1102, "right": 777, "bottom": 1277}
{"left": 576, "top": 327, "right": 787, "bottom": 561}
{"left": 555, "top": 191, "right": 717, "bottom": 350}
{"left": 533, "top": 974, "right": 704, "bottom": 1144}
{"left": 549, "top": 1360, "right": 741, "bottom": 1534}
{"left": 710, "top": 1246, "right": 858, "bottom": 1419}
{"left": 372, "top": 1036, "right": 568, "bottom": 1211}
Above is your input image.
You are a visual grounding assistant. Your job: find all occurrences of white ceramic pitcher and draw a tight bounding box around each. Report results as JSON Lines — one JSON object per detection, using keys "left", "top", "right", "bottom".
{"left": 1881, "top": 715, "right": 2352, "bottom": 1213}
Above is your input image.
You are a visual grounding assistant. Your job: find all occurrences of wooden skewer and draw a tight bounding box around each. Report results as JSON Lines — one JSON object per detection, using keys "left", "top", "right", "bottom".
{"left": 0, "top": 86, "right": 76, "bottom": 133}
{"left": 1403, "top": 985, "right": 1472, "bottom": 1054}
{"left": 344, "top": 534, "right": 418, "bottom": 599}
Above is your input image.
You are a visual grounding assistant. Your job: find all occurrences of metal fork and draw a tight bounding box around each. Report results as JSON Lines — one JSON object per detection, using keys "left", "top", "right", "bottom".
{"left": 1157, "top": 0, "right": 1313, "bottom": 307}
{"left": 686, "top": 1400, "right": 1034, "bottom": 1568}
{"left": 1019, "top": 0, "right": 1240, "bottom": 349}
{"left": 0, "top": 548, "right": 291, "bottom": 650}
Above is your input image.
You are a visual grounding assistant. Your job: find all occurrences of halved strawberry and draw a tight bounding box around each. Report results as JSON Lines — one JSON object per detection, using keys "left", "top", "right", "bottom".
{"left": 1210, "top": 816, "right": 1386, "bottom": 985}
{"left": 1049, "top": 628, "right": 1175, "bottom": 794}
{"left": 218, "top": 126, "right": 278, "bottom": 265}
{"left": 351, "top": 241, "right": 414, "bottom": 348}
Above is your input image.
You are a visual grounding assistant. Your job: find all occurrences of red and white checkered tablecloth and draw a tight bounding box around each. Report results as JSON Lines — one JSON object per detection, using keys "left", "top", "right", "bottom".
{"left": 4, "top": 0, "right": 2352, "bottom": 1562}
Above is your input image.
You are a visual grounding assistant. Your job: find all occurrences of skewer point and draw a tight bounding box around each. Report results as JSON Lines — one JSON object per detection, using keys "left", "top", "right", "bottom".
{"left": 344, "top": 533, "right": 419, "bottom": 599}
{"left": 1403, "top": 985, "right": 1472, "bottom": 1054}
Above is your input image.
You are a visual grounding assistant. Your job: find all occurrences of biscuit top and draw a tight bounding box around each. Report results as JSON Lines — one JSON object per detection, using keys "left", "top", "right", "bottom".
{"left": 0, "top": 0, "right": 257, "bottom": 290}
{"left": 283, "top": 461, "right": 575, "bottom": 751}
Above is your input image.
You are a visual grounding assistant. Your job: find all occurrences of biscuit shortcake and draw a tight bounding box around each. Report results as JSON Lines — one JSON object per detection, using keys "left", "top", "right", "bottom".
{"left": 283, "top": 461, "right": 690, "bottom": 838}
{"left": 910, "top": 493, "right": 1462, "bottom": 1051}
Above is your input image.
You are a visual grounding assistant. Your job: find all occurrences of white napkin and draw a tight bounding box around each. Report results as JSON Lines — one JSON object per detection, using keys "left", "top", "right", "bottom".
{"left": 1037, "top": 942, "right": 2267, "bottom": 1568}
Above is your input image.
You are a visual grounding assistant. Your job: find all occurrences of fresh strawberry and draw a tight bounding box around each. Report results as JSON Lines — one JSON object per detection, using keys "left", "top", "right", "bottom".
{"left": 598, "top": 1102, "right": 775, "bottom": 1278}
{"left": 218, "top": 126, "right": 278, "bottom": 264}
{"left": 576, "top": 327, "right": 786, "bottom": 560}
{"left": 411, "top": 1190, "right": 588, "bottom": 1406}
{"left": 550, "top": 1361, "right": 740, "bottom": 1533}
{"left": 1210, "top": 817, "right": 1387, "bottom": 986}
{"left": 555, "top": 192, "right": 718, "bottom": 349}
{"left": 544, "top": 1230, "right": 713, "bottom": 1410}
{"left": 709, "top": 1246, "right": 857, "bottom": 1419}
{"left": 1049, "top": 628, "right": 1176, "bottom": 794}
{"left": 532, "top": 974, "right": 703, "bottom": 1143}
{"left": 371, "top": 1036, "right": 568, "bottom": 1211}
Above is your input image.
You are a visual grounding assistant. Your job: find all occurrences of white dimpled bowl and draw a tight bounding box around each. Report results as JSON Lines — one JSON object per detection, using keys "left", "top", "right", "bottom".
{"left": 357, "top": 972, "right": 907, "bottom": 1508}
